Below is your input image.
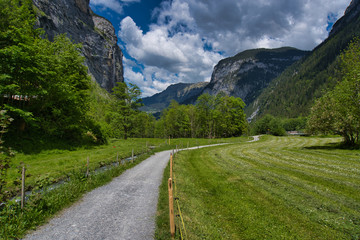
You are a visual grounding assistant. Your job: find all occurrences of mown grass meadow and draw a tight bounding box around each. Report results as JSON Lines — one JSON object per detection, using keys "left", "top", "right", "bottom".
{"left": 156, "top": 136, "right": 360, "bottom": 239}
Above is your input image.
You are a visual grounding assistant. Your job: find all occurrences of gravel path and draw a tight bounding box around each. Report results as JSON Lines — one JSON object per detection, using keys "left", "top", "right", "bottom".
{"left": 24, "top": 150, "right": 173, "bottom": 240}
{"left": 23, "top": 141, "right": 258, "bottom": 240}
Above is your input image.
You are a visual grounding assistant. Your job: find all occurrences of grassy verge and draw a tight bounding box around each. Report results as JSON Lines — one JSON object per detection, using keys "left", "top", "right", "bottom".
{"left": 156, "top": 136, "right": 360, "bottom": 239}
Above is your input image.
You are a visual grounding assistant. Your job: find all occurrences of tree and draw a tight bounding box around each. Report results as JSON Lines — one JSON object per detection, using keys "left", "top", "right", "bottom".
{"left": 308, "top": 39, "right": 360, "bottom": 145}
{"left": 215, "top": 95, "right": 247, "bottom": 137}
{"left": 111, "top": 82, "right": 142, "bottom": 139}
{"left": 196, "top": 93, "right": 215, "bottom": 138}
{"left": 252, "top": 114, "right": 286, "bottom": 136}
{"left": 158, "top": 93, "right": 247, "bottom": 138}
{"left": 0, "top": 0, "right": 95, "bottom": 142}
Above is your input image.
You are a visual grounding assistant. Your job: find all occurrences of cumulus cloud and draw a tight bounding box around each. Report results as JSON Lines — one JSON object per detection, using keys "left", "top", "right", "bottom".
{"left": 119, "top": 0, "right": 350, "bottom": 97}
{"left": 90, "top": 0, "right": 140, "bottom": 14}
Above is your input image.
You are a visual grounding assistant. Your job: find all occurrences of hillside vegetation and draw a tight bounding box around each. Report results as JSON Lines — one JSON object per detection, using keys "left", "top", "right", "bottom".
{"left": 156, "top": 136, "right": 360, "bottom": 239}
{"left": 247, "top": 10, "right": 360, "bottom": 118}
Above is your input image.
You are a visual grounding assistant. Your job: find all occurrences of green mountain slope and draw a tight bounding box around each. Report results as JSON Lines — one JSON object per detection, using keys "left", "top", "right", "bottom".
{"left": 247, "top": 0, "right": 360, "bottom": 119}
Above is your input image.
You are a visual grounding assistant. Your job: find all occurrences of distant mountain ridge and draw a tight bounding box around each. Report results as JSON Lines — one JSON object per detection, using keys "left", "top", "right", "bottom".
{"left": 141, "top": 82, "right": 208, "bottom": 113}
{"left": 141, "top": 47, "right": 307, "bottom": 113}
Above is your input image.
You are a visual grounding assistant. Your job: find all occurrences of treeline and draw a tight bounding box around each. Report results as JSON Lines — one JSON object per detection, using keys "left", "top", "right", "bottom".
{"left": 155, "top": 94, "right": 247, "bottom": 138}
{"left": 251, "top": 114, "right": 307, "bottom": 136}
{"left": 93, "top": 91, "right": 248, "bottom": 140}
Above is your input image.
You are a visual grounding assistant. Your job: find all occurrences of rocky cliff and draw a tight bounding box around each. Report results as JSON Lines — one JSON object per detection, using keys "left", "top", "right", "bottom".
{"left": 329, "top": 0, "right": 360, "bottom": 36}
{"left": 33, "top": 0, "right": 124, "bottom": 92}
{"left": 203, "top": 47, "right": 308, "bottom": 106}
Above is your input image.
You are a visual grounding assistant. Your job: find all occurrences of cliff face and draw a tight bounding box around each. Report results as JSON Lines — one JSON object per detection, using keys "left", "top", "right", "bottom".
{"left": 203, "top": 47, "right": 308, "bottom": 106}
{"left": 330, "top": 0, "right": 360, "bottom": 36}
{"left": 33, "top": 0, "right": 124, "bottom": 92}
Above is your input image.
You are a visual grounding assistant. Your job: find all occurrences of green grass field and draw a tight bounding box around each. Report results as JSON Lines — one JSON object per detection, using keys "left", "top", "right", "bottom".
{"left": 156, "top": 136, "right": 360, "bottom": 239}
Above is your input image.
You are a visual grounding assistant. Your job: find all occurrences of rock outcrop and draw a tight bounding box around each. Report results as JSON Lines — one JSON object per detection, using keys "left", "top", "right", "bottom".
{"left": 330, "top": 0, "right": 360, "bottom": 36}
{"left": 33, "top": 0, "right": 123, "bottom": 92}
{"left": 203, "top": 47, "right": 308, "bottom": 106}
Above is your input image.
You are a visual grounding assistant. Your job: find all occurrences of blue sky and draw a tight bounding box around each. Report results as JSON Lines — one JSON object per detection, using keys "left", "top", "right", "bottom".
{"left": 90, "top": 0, "right": 351, "bottom": 97}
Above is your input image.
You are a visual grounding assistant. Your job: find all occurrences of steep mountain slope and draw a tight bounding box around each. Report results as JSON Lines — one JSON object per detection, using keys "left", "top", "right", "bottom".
{"left": 203, "top": 47, "right": 308, "bottom": 106}
{"left": 141, "top": 82, "right": 208, "bottom": 113}
{"left": 33, "top": 0, "right": 124, "bottom": 92}
{"left": 247, "top": 0, "right": 360, "bottom": 120}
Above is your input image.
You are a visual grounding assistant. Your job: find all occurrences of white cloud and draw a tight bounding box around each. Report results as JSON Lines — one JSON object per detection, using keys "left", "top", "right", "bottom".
{"left": 90, "top": 0, "right": 140, "bottom": 14}
{"left": 118, "top": 0, "right": 351, "bottom": 97}
{"left": 119, "top": 14, "right": 222, "bottom": 97}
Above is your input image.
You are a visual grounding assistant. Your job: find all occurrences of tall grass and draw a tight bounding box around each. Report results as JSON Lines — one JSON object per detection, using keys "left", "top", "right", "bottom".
{"left": 157, "top": 136, "right": 360, "bottom": 239}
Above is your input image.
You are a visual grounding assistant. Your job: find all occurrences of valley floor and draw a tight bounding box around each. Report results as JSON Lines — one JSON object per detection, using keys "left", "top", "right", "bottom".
{"left": 156, "top": 136, "right": 360, "bottom": 239}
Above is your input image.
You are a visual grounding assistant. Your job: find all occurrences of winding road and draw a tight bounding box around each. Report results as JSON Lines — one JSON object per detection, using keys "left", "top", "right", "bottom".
{"left": 24, "top": 137, "right": 259, "bottom": 240}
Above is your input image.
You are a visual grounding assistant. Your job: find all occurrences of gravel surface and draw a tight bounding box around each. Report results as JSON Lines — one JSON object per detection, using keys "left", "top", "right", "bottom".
{"left": 24, "top": 150, "right": 173, "bottom": 240}
{"left": 23, "top": 141, "right": 256, "bottom": 240}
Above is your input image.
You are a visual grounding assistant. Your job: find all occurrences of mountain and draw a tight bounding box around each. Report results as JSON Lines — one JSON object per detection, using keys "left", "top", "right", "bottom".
{"left": 141, "top": 47, "right": 307, "bottom": 113}
{"left": 141, "top": 82, "right": 208, "bottom": 113}
{"left": 247, "top": 0, "right": 360, "bottom": 120}
{"left": 203, "top": 47, "right": 308, "bottom": 106}
{"left": 33, "top": 0, "right": 124, "bottom": 92}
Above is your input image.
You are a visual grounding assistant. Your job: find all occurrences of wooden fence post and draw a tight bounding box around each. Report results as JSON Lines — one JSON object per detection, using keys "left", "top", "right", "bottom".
{"left": 132, "top": 149, "right": 134, "bottom": 163}
{"left": 86, "top": 156, "right": 90, "bottom": 177}
{"left": 170, "top": 153, "right": 173, "bottom": 180}
{"left": 21, "top": 166, "right": 25, "bottom": 209}
{"left": 168, "top": 178, "right": 175, "bottom": 238}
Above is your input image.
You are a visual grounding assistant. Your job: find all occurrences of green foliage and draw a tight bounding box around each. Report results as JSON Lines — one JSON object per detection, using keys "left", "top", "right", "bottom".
{"left": 248, "top": 12, "right": 360, "bottom": 118}
{"left": 252, "top": 114, "right": 286, "bottom": 136}
{"left": 308, "top": 38, "right": 360, "bottom": 146}
{"left": 157, "top": 93, "right": 247, "bottom": 138}
{"left": 282, "top": 117, "right": 307, "bottom": 131}
{"left": 109, "top": 82, "right": 146, "bottom": 139}
{"left": 0, "top": 0, "right": 96, "bottom": 143}
{"left": 0, "top": 109, "right": 14, "bottom": 202}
